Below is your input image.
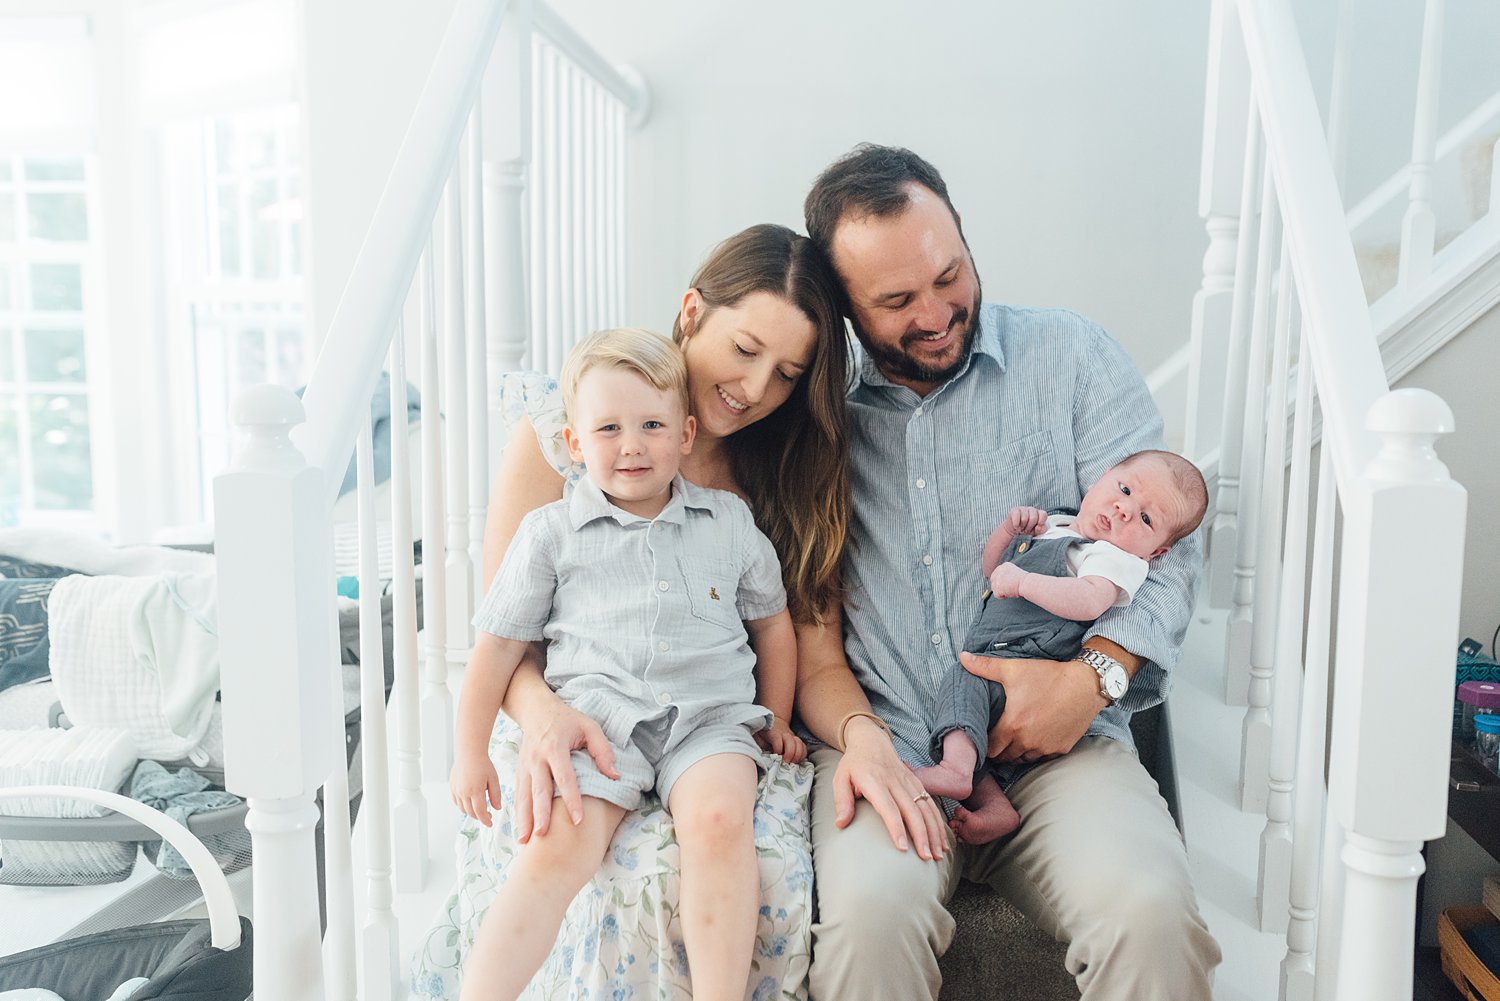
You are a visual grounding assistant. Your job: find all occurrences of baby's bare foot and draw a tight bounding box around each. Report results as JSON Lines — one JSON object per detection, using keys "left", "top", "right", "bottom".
{"left": 910, "top": 758, "right": 974, "bottom": 800}
{"left": 949, "top": 774, "right": 1021, "bottom": 845}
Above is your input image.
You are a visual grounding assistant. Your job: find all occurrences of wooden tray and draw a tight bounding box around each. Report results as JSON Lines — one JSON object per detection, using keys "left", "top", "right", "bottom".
{"left": 1440, "top": 906, "right": 1500, "bottom": 1001}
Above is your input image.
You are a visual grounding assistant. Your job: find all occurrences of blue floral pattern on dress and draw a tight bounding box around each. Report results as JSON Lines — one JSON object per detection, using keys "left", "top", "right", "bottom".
{"left": 406, "top": 717, "right": 814, "bottom": 1000}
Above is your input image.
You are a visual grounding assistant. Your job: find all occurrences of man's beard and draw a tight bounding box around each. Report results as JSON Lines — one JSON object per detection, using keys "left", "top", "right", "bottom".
{"left": 854, "top": 285, "right": 983, "bottom": 387}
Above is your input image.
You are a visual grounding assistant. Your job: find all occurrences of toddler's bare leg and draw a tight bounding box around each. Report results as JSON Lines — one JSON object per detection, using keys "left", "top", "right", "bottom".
{"left": 668, "top": 753, "right": 760, "bottom": 1001}
{"left": 951, "top": 772, "right": 1021, "bottom": 845}
{"left": 458, "top": 796, "right": 626, "bottom": 1001}
{"left": 911, "top": 729, "right": 978, "bottom": 800}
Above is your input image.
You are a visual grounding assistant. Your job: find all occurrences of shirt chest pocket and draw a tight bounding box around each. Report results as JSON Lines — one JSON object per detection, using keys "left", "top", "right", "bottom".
{"left": 678, "top": 557, "right": 742, "bottom": 631}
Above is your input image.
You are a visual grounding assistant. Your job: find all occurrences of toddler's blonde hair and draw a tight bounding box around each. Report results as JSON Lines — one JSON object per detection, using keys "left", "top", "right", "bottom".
{"left": 560, "top": 328, "right": 689, "bottom": 422}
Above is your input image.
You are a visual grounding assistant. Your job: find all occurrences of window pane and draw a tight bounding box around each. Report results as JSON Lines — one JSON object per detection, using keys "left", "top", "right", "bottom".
{"left": 29, "top": 392, "right": 92, "bottom": 510}
{"left": 29, "top": 264, "right": 83, "bottom": 311}
{"left": 0, "top": 329, "right": 11, "bottom": 383}
{"left": 273, "top": 325, "right": 305, "bottom": 385}
{"left": 215, "top": 119, "right": 237, "bottom": 175}
{"left": 0, "top": 394, "right": 18, "bottom": 525}
{"left": 23, "top": 158, "right": 85, "bottom": 182}
{"left": 27, "top": 192, "right": 89, "bottom": 241}
{"left": 250, "top": 179, "right": 279, "bottom": 278}
{"left": 24, "top": 329, "right": 87, "bottom": 383}
{"left": 0, "top": 264, "right": 11, "bottom": 310}
{"left": 217, "top": 183, "right": 240, "bottom": 277}
{"left": 0, "top": 192, "right": 14, "bottom": 242}
{"left": 235, "top": 325, "right": 268, "bottom": 384}
{"left": 0, "top": 160, "right": 11, "bottom": 182}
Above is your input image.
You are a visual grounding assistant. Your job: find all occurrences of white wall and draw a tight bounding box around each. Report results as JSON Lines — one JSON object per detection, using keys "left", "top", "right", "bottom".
{"left": 545, "top": 0, "right": 1214, "bottom": 378}
{"left": 300, "top": 0, "right": 462, "bottom": 343}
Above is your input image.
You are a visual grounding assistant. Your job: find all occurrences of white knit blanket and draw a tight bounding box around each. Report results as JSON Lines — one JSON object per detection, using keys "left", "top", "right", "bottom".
{"left": 48, "top": 573, "right": 219, "bottom": 761}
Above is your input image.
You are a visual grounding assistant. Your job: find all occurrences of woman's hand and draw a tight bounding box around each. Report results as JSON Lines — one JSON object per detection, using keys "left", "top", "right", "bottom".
{"left": 450, "top": 751, "right": 503, "bottom": 826}
{"left": 832, "top": 718, "right": 949, "bottom": 861}
{"left": 513, "top": 699, "right": 620, "bottom": 842}
{"left": 755, "top": 717, "right": 807, "bottom": 765}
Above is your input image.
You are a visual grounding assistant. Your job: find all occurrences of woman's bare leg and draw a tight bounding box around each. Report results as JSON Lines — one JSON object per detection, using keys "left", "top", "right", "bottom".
{"left": 458, "top": 796, "right": 626, "bottom": 1001}
{"left": 668, "top": 753, "right": 760, "bottom": 1001}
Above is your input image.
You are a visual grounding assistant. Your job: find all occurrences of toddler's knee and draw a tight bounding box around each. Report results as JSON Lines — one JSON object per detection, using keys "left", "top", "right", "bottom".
{"left": 674, "top": 792, "right": 755, "bottom": 849}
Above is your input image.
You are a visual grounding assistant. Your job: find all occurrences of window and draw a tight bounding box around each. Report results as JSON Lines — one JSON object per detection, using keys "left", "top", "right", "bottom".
{"left": 0, "top": 155, "right": 96, "bottom": 527}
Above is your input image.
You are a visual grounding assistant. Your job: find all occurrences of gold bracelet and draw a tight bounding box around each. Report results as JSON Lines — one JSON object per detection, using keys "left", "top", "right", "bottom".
{"left": 837, "top": 711, "right": 893, "bottom": 752}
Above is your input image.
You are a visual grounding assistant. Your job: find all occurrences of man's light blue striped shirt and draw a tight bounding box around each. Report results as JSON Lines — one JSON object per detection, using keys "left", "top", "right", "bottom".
{"left": 842, "top": 303, "right": 1202, "bottom": 767}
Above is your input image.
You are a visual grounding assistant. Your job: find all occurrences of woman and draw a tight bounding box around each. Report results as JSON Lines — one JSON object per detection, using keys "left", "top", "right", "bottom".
{"left": 413, "top": 223, "right": 869, "bottom": 999}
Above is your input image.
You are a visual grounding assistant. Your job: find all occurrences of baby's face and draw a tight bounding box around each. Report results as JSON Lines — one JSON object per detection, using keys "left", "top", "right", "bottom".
{"left": 563, "top": 367, "right": 695, "bottom": 519}
{"left": 1074, "top": 456, "right": 1188, "bottom": 560}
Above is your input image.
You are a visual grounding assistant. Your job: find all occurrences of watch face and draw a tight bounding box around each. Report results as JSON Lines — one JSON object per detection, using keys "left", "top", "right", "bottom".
{"left": 1105, "top": 668, "right": 1128, "bottom": 700}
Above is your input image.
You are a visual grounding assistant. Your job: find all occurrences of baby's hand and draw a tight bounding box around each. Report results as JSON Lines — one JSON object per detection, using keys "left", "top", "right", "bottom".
{"left": 989, "top": 562, "right": 1028, "bottom": 599}
{"left": 450, "top": 752, "right": 503, "bottom": 827}
{"left": 1007, "top": 506, "right": 1049, "bottom": 537}
{"left": 756, "top": 718, "right": 808, "bottom": 765}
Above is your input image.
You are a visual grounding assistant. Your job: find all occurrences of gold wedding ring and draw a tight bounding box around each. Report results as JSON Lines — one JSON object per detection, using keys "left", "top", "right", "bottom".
{"left": 913, "top": 792, "right": 932, "bottom": 804}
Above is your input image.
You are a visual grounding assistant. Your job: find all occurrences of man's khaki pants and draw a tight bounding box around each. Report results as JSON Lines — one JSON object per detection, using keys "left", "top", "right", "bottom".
{"left": 806, "top": 737, "right": 1221, "bottom": 1000}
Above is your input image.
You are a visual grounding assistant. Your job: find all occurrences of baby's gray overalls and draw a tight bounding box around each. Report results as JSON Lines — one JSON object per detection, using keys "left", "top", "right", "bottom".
{"left": 929, "top": 531, "right": 1091, "bottom": 773}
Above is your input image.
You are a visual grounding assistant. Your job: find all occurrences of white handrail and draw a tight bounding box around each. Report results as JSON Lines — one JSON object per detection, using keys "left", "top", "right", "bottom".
{"left": 0, "top": 786, "right": 242, "bottom": 951}
{"left": 1237, "top": 0, "right": 1385, "bottom": 488}
{"left": 296, "top": 0, "right": 512, "bottom": 506}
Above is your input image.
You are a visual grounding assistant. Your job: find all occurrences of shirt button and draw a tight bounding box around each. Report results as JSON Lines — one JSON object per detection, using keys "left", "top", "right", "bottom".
{"left": 658, "top": 692, "right": 672, "bottom": 705}
{"left": 914, "top": 406, "right": 923, "bottom": 417}
{"left": 916, "top": 478, "right": 927, "bottom": 489}
{"left": 922, "top": 554, "right": 933, "bottom": 566}
{"left": 657, "top": 580, "right": 669, "bottom": 591}
{"left": 658, "top": 640, "right": 670, "bottom": 652}
{"left": 930, "top": 633, "right": 942, "bottom": 646}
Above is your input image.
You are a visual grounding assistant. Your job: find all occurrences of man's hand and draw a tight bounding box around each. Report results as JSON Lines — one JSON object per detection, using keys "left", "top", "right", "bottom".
{"left": 1006, "top": 505, "right": 1049, "bottom": 537}
{"left": 832, "top": 718, "right": 949, "bottom": 861}
{"left": 960, "top": 651, "right": 1105, "bottom": 763}
{"left": 450, "top": 751, "right": 503, "bottom": 827}
{"left": 513, "top": 701, "right": 619, "bottom": 842}
{"left": 988, "top": 562, "right": 1028, "bottom": 599}
{"left": 755, "top": 718, "right": 808, "bottom": 765}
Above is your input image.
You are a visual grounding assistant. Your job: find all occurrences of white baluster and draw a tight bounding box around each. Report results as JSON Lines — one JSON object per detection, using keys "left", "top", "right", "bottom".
{"left": 419, "top": 246, "right": 452, "bottom": 782}
{"left": 215, "top": 385, "right": 337, "bottom": 1001}
{"left": 570, "top": 65, "right": 588, "bottom": 346}
{"left": 555, "top": 59, "right": 570, "bottom": 360}
{"left": 612, "top": 103, "right": 625, "bottom": 325}
{"left": 388, "top": 329, "right": 427, "bottom": 894}
{"left": 543, "top": 46, "right": 563, "bottom": 372}
{"left": 1259, "top": 320, "right": 1314, "bottom": 932}
{"left": 355, "top": 422, "right": 398, "bottom": 1001}
{"left": 465, "top": 105, "right": 490, "bottom": 602}
{"left": 1187, "top": 0, "right": 1249, "bottom": 464}
{"left": 1489, "top": 134, "right": 1500, "bottom": 224}
{"left": 483, "top": 0, "right": 532, "bottom": 387}
{"left": 1241, "top": 232, "right": 1292, "bottom": 813}
{"left": 442, "top": 169, "right": 475, "bottom": 661}
{"left": 1398, "top": 0, "right": 1444, "bottom": 287}
{"left": 583, "top": 79, "right": 599, "bottom": 337}
{"left": 323, "top": 697, "right": 357, "bottom": 1001}
{"left": 1283, "top": 424, "right": 1337, "bottom": 1001}
{"left": 1226, "top": 163, "right": 1279, "bottom": 705}
{"left": 1330, "top": 389, "right": 1465, "bottom": 1001}
{"left": 1325, "top": 0, "right": 1357, "bottom": 190}
{"left": 1210, "top": 98, "right": 1263, "bottom": 611}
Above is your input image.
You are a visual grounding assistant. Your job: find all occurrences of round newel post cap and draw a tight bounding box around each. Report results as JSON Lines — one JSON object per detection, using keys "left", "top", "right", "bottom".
{"left": 230, "top": 384, "right": 307, "bottom": 431}
{"left": 228, "top": 384, "right": 308, "bottom": 473}
{"left": 1366, "top": 388, "right": 1454, "bottom": 436}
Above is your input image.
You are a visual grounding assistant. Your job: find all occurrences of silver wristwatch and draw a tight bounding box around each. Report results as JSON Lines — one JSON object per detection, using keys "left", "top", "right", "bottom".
{"left": 1079, "top": 648, "right": 1129, "bottom": 704}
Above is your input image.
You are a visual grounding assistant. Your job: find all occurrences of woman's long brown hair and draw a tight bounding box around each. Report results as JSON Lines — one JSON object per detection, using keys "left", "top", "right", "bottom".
{"left": 671, "top": 224, "right": 851, "bottom": 625}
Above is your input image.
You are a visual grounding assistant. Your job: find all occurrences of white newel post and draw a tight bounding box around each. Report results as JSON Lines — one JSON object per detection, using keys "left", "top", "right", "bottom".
{"left": 216, "top": 386, "right": 338, "bottom": 1001}
{"left": 1187, "top": 0, "right": 1249, "bottom": 466}
{"left": 1398, "top": 0, "right": 1444, "bottom": 288}
{"left": 1330, "top": 389, "right": 1465, "bottom": 1001}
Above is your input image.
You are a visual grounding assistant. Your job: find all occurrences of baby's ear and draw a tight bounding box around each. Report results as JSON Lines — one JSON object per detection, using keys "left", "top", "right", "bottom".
{"left": 1149, "top": 545, "right": 1170, "bottom": 561}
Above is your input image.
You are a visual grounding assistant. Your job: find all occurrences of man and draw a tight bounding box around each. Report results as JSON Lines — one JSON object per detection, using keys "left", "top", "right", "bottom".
{"left": 792, "top": 144, "right": 1221, "bottom": 1000}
